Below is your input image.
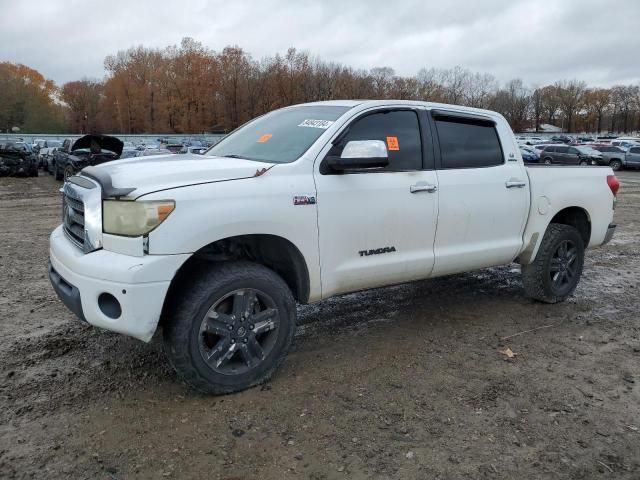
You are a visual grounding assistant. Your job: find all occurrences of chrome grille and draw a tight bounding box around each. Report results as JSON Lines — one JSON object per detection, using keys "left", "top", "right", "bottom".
{"left": 63, "top": 187, "right": 86, "bottom": 248}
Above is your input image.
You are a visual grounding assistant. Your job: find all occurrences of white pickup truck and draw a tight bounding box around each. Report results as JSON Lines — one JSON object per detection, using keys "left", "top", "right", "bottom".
{"left": 49, "top": 100, "right": 619, "bottom": 394}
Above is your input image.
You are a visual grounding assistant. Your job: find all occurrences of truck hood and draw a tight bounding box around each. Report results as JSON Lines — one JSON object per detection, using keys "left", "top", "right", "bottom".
{"left": 84, "top": 154, "right": 274, "bottom": 196}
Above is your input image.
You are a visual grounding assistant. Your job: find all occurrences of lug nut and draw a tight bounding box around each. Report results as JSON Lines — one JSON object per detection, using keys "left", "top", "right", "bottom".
{"left": 228, "top": 325, "right": 233, "bottom": 330}
{"left": 249, "top": 324, "right": 254, "bottom": 330}
{"left": 231, "top": 338, "right": 236, "bottom": 344}
{"left": 243, "top": 338, "right": 248, "bottom": 343}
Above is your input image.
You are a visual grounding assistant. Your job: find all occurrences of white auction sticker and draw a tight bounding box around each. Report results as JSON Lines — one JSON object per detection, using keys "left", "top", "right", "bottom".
{"left": 298, "top": 119, "right": 334, "bottom": 129}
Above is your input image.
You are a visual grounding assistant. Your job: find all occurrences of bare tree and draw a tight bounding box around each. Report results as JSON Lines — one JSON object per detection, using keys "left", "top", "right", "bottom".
{"left": 556, "top": 80, "right": 586, "bottom": 133}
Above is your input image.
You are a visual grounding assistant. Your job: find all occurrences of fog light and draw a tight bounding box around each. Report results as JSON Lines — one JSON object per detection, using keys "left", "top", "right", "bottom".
{"left": 98, "top": 293, "right": 122, "bottom": 319}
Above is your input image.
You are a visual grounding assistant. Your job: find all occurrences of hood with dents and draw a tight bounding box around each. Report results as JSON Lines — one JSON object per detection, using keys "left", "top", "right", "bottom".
{"left": 84, "top": 154, "right": 274, "bottom": 197}
{"left": 72, "top": 134, "right": 124, "bottom": 155}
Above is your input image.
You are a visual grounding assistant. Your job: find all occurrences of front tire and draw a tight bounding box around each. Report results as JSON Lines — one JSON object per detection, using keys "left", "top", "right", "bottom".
{"left": 609, "top": 159, "right": 622, "bottom": 171}
{"left": 543, "top": 157, "right": 552, "bottom": 165}
{"left": 163, "top": 261, "right": 296, "bottom": 394}
{"left": 522, "top": 224, "right": 584, "bottom": 303}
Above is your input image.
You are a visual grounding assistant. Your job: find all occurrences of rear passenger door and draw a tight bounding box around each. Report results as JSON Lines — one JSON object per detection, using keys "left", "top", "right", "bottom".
{"left": 429, "top": 110, "right": 529, "bottom": 276}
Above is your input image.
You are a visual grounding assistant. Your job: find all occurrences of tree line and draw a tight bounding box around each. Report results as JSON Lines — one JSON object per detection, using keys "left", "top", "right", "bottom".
{"left": 3, "top": 38, "right": 640, "bottom": 135}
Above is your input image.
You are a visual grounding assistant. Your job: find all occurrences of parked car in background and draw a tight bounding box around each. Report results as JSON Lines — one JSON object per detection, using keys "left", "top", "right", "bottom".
{"left": 0, "top": 141, "right": 38, "bottom": 177}
{"left": 54, "top": 135, "right": 123, "bottom": 181}
{"left": 625, "top": 146, "right": 640, "bottom": 169}
{"left": 39, "top": 140, "right": 63, "bottom": 170}
{"left": 533, "top": 143, "right": 554, "bottom": 154}
{"left": 183, "top": 145, "right": 208, "bottom": 154}
{"left": 550, "top": 135, "right": 573, "bottom": 144}
{"left": 520, "top": 146, "right": 539, "bottom": 163}
{"left": 138, "top": 148, "right": 172, "bottom": 157}
{"left": 540, "top": 145, "right": 602, "bottom": 165}
{"left": 590, "top": 145, "right": 627, "bottom": 171}
{"left": 611, "top": 140, "right": 640, "bottom": 151}
{"left": 120, "top": 148, "right": 139, "bottom": 159}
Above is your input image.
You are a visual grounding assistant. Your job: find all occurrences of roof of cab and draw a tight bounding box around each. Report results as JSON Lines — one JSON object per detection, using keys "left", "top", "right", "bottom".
{"left": 294, "top": 99, "right": 505, "bottom": 121}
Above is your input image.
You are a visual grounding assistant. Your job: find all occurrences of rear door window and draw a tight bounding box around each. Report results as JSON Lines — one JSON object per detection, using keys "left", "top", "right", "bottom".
{"left": 435, "top": 118, "right": 503, "bottom": 169}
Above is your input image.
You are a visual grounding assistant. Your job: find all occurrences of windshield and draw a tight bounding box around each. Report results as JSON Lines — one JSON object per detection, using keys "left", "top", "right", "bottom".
{"left": 206, "top": 105, "right": 350, "bottom": 163}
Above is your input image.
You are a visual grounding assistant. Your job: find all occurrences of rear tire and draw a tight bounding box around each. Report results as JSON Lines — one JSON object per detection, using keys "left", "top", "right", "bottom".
{"left": 543, "top": 157, "right": 552, "bottom": 165}
{"left": 163, "top": 261, "right": 296, "bottom": 394}
{"left": 522, "top": 224, "right": 584, "bottom": 303}
{"left": 579, "top": 160, "right": 588, "bottom": 166}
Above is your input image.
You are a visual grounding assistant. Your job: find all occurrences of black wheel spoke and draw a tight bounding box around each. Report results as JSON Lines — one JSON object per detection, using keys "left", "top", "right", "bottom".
{"left": 251, "top": 309, "right": 277, "bottom": 335}
{"left": 550, "top": 257, "right": 562, "bottom": 272}
{"left": 239, "top": 337, "right": 266, "bottom": 367}
{"left": 247, "top": 336, "right": 266, "bottom": 361}
{"left": 232, "top": 290, "right": 257, "bottom": 319}
{"left": 205, "top": 338, "right": 236, "bottom": 369}
{"left": 205, "top": 318, "right": 232, "bottom": 336}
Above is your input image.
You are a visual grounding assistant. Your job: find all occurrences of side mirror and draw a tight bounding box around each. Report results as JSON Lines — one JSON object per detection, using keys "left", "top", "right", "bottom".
{"left": 328, "top": 140, "right": 389, "bottom": 171}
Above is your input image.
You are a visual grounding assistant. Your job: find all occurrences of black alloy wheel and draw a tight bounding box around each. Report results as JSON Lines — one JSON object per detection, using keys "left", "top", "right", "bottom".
{"left": 198, "top": 288, "right": 279, "bottom": 375}
{"left": 549, "top": 239, "right": 579, "bottom": 296}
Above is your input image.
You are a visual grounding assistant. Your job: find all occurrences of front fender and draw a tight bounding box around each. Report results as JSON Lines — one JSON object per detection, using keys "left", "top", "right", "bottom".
{"left": 142, "top": 172, "right": 322, "bottom": 301}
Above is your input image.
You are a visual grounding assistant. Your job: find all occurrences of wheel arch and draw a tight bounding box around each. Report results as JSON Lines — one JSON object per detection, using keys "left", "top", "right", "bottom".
{"left": 519, "top": 206, "right": 591, "bottom": 264}
{"left": 160, "top": 234, "right": 310, "bottom": 326}
{"left": 549, "top": 206, "right": 591, "bottom": 246}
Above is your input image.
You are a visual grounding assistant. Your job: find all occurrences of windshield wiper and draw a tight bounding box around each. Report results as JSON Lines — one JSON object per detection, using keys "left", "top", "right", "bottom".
{"left": 219, "top": 154, "right": 264, "bottom": 162}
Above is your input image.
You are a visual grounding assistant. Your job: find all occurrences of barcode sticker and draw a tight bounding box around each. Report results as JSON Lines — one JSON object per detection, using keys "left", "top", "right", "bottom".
{"left": 298, "top": 119, "right": 334, "bottom": 129}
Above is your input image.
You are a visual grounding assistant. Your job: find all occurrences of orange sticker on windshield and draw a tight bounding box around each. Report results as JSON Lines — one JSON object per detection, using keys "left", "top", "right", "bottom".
{"left": 386, "top": 136, "right": 399, "bottom": 151}
{"left": 257, "top": 133, "right": 273, "bottom": 143}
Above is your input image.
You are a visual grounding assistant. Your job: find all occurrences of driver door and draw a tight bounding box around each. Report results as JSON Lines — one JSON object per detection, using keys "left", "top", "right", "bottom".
{"left": 314, "top": 107, "right": 439, "bottom": 298}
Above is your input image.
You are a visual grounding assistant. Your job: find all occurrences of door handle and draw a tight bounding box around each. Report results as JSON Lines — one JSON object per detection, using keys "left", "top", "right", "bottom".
{"left": 410, "top": 184, "right": 437, "bottom": 193}
{"left": 505, "top": 180, "right": 527, "bottom": 189}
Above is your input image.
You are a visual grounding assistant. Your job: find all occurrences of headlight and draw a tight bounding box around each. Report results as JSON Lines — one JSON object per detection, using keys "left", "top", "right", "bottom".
{"left": 103, "top": 200, "right": 175, "bottom": 236}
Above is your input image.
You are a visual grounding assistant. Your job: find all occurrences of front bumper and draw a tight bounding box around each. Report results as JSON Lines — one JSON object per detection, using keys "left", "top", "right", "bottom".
{"left": 49, "top": 225, "right": 190, "bottom": 341}
{"left": 602, "top": 223, "right": 616, "bottom": 245}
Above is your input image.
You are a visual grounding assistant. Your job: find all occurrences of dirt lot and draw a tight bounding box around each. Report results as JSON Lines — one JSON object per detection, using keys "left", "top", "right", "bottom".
{"left": 1, "top": 171, "right": 639, "bottom": 479}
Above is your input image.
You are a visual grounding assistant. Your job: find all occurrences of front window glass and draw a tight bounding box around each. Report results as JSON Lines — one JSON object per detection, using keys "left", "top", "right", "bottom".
{"left": 206, "top": 106, "right": 350, "bottom": 163}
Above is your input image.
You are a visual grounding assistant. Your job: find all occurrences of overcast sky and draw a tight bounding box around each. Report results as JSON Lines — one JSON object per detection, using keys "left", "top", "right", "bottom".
{"left": 2, "top": 0, "right": 639, "bottom": 87}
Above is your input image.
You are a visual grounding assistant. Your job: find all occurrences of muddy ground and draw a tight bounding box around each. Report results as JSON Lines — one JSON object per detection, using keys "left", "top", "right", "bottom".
{"left": 0, "top": 171, "right": 639, "bottom": 479}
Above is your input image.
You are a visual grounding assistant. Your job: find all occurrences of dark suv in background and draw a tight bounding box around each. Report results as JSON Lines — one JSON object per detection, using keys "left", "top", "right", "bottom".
{"left": 540, "top": 145, "right": 602, "bottom": 166}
